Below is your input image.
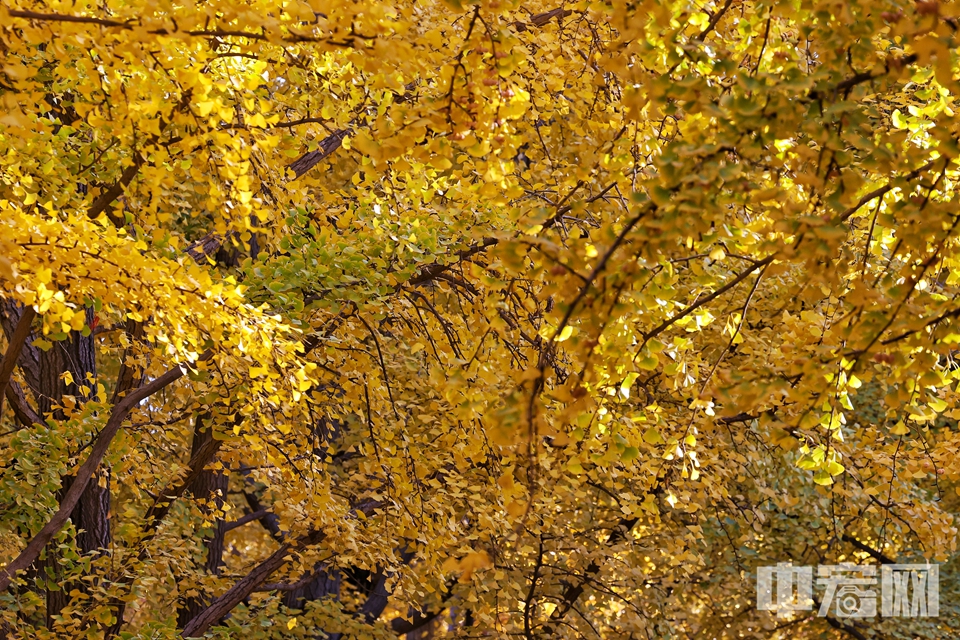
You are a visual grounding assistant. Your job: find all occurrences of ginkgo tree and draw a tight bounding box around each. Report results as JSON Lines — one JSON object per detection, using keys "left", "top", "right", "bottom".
{"left": 3, "top": 0, "right": 960, "bottom": 638}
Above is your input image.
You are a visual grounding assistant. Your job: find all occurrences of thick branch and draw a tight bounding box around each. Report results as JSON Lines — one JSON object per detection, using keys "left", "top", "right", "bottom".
{"left": 224, "top": 508, "right": 268, "bottom": 532}
{"left": 4, "top": 381, "right": 41, "bottom": 427}
{"left": 841, "top": 533, "right": 895, "bottom": 565}
{"left": 0, "top": 305, "right": 36, "bottom": 419}
{"left": 87, "top": 158, "right": 142, "bottom": 223}
{"left": 181, "top": 530, "right": 325, "bottom": 637}
{"left": 287, "top": 129, "right": 349, "bottom": 178}
{"left": 108, "top": 415, "right": 228, "bottom": 638}
{"left": 140, "top": 431, "right": 223, "bottom": 538}
{"left": 182, "top": 500, "right": 380, "bottom": 637}
{"left": 407, "top": 238, "right": 499, "bottom": 287}
{"left": 111, "top": 320, "right": 145, "bottom": 404}
{"left": 392, "top": 607, "right": 446, "bottom": 635}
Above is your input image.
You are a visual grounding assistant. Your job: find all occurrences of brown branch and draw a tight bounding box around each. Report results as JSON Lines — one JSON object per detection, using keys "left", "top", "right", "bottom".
{"left": 87, "top": 158, "right": 142, "bottom": 223}
{"left": 551, "top": 202, "right": 656, "bottom": 347}
{"left": 407, "top": 237, "right": 499, "bottom": 286}
{"left": 111, "top": 320, "right": 145, "bottom": 404}
{"left": 839, "top": 159, "right": 937, "bottom": 222}
{"left": 718, "top": 412, "right": 757, "bottom": 424}
{"left": 184, "top": 232, "right": 226, "bottom": 262}
{"left": 139, "top": 430, "right": 223, "bottom": 536}
{"left": 259, "top": 571, "right": 319, "bottom": 592}
{"left": 814, "top": 596, "right": 871, "bottom": 640}
{"left": 639, "top": 256, "right": 774, "bottom": 350}
{"left": 544, "top": 517, "right": 639, "bottom": 632}
{"left": 106, "top": 418, "right": 225, "bottom": 638}
{"left": 809, "top": 54, "right": 919, "bottom": 101}
{"left": 287, "top": 129, "right": 349, "bottom": 178}
{"left": 0, "top": 350, "right": 212, "bottom": 593}
{"left": 0, "top": 305, "right": 36, "bottom": 420}
{"left": 185, "top": 128, "right": 349, "bottom": 262}
{"left": 514, "top": 8, "right": 573, "bottom": 32}
{"left": 6, "top": 10, "right": 358, "bottom": 45}
{"left": 841, "top": 533, "right": 895, "bottom": 564}
{"left": 180, "top": 530, "right": 325, "bottom": 637}
{"left": 6, "top": 9, "right": 136, "bottom": 28}
{"left": 181, "top": 499, "right": 379, "bottom": 637}
{"left": 272, "top": 117, "right": 330, "bottom": 129}
{"left": 697, "top": 0, "right": 735, "bottom": 41}
{"left": 4, "top": 381, "right": 41, "bottom": 427}
{"left": 242, "top": 488, "right": 285, "bottom": 541}
{"left": 392, "top": 606, "right": 446, "bottom": 635}
{"left": 223, "top": 508, "right": 268, "bottom": 532}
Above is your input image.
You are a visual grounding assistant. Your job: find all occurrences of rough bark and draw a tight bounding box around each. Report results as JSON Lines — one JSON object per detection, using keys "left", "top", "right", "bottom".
{"left": 0, "top": 303, "right": 107, "bottom": 625}
{"left": 177, "top": 416, "right": 229, "bottom": 628}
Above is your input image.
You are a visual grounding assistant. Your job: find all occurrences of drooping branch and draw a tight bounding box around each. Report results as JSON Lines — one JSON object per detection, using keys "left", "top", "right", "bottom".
{"left": 0, "top": 350, "right": 212, "bottom": 592}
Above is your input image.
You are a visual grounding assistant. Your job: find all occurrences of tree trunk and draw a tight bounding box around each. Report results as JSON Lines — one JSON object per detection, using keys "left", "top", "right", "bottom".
{"left": 0, "top": 304, "right": 108, "bottom": 627}
{"left": 176, "top": 416, "right": 228, "bottom": 627}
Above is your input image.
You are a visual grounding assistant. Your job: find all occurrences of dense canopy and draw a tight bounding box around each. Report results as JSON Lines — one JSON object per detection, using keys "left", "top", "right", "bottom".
{"left": 3, "top": 0, "right": 960, "bottom": 638}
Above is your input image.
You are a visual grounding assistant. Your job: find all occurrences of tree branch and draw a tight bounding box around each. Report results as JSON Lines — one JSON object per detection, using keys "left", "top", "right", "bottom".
{"left": 841, "top": 533, "right": 895, "bottom": 565}
{"left": 181, "top": 499, "right": 380, "bottom": 637}
{"left": 639, "top": 256, "right": 773, "bottom": 350}
{"left": 181, "top": 530, "right": 326, "bottom": 637}
{"left": 287, "top": 129, "right": 349, "bottom": 178}
{"left": 4, "top": 380, "right": 41, "bottom": 427}
{"left": 0, "top": 305, "right": 36, "bottom": 420}
{"left": 6, "top": 10, "right": 360, "bottom": 45}
{"left": 224, "top": 508, "right": 268, "bottom": 532}
{"left": 543, "top": 517, "right": 639, "bottom": 633}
